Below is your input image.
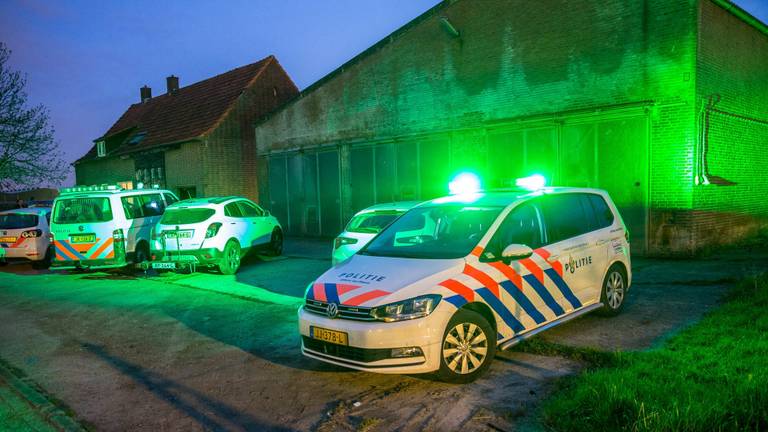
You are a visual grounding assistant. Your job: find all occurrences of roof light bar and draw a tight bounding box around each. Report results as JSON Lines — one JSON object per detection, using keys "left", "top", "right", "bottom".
{"left": 448, "top": 172, "right": 482, "bottom": 195}
{"left": 60, "top": 184, "right": 123, "bottom": 194}
{"left": 515, "top": 174, "right": 547, "bottom": 191}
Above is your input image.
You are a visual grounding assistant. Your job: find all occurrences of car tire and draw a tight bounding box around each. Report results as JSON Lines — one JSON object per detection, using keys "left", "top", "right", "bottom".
{"left": 437, "top": 309, "right": 496, "bottom": 384}
{"left": 32, "top": 248, "right": 52, "bottom": 270}
{"left": 134, "top": 242, "right": 149, "bottom": 264}
{"left": 0, "top": 260, "right": 7, "bottom": 267}
{"left": 218, "top": 240, "right": 241, "bottom": 275}
{"left": 267, "top": 229, "right": 283, "bottom": 257}
{"left": 599, "top": 264, "right": 627, "bottom": 316}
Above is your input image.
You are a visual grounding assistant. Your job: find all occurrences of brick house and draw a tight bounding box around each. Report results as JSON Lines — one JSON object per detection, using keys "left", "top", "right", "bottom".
{"left": 75, "top": 56, "right": 298, "bottom": 200}
{"left": 254, "top": 0, "right": 768, "bottom": 256}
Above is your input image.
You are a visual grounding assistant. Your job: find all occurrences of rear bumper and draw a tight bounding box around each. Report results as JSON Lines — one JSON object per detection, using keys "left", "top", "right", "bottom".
{"left": 50, "top": 257, "right": 127, "bottom": 270}
{"left": 150, "top": 248, "right": 223, "bottom": 266}
{"left": 0, "top": 246, "right": 48, "bottom": 261}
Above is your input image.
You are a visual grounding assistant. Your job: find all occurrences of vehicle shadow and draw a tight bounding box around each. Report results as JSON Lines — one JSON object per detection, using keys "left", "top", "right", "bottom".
{"left": 81, "top": 342, "right": 301, "bottom": 431}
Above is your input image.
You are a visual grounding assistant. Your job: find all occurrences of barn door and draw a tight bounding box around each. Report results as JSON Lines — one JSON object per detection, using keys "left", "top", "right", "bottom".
{"left": 560, "top": 115, "right": 649, "bottom": 254}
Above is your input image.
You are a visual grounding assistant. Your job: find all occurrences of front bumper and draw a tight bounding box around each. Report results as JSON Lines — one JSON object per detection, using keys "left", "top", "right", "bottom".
{"left": 298, "top": 305, "right": 453, "bottom": 374}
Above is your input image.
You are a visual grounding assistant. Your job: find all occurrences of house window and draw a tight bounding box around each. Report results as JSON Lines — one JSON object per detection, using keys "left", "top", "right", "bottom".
{"left": 97, "top": 141, "right": 106, "bottom": 157}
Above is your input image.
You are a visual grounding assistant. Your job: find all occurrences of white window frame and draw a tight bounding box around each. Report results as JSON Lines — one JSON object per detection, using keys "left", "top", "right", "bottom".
{"left": 96, "top": 141, "right": 106, "bottom": 157}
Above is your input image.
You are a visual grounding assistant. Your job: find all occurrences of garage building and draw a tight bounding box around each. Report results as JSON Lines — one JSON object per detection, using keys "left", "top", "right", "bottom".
{"left": 254, "top": 0, "right": 768, "bottom": 255}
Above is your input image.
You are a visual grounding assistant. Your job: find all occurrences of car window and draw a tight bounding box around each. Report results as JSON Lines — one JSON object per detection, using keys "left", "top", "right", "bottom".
{"left": 121, "top": 196, "right": 144, "bottom": 219}
{"left": 224, "top": 202, "right": 243, "bottom": 218}
{"left": 345, "top": 211, "right": 401, "bottom": 234}
{"left": 486, "top": 202, "right": 543, "bottom": 257}
{"left": 141, "top": 194, "right": 165, "bottom": 217}
{"left": 586, "top": 194, "right": 614, "bottom": 230}
{"left": 360, "top": 205, "right": 503, "bottom": 259}
{"left": 237, "top": 201, "right": 262, "bottom": 217}
{"left": 53, "top": 198, "right": 113, "bottom": 224}
{"left": 0, "top": 213, "right": 39, "bottom": 229}
{"left": 163, "top": 193, "right": 179, "bottom": 207}
{"left": 541, "top": 194, "right": 592, "bottom": 244}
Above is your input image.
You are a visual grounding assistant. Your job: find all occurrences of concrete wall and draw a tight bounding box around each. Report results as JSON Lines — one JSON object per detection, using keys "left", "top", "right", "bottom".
{"left": 690, "top": 0, "right": 768, "bottom": 251}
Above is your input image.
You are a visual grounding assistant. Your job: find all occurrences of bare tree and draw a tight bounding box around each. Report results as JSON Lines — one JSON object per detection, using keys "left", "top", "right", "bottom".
{"left": 0, "top": 42, "right": 65, "bottom": 190}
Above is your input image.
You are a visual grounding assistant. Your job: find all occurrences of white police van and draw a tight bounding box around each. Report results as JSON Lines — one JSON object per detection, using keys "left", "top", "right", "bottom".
{"left": 299, "top": 179, "right": 631, "bottom": 382}
{"left": 50, "top": 185, "right": 179, "bottom": 270}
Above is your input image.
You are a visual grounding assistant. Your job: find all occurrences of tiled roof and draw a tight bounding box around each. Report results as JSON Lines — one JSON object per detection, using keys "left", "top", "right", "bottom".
{"left": 78, "top": 56, "right": 276, "bottom": 162}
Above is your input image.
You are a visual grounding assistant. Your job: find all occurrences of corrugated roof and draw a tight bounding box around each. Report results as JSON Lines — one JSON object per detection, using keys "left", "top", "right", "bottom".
{"left": 78, "top": 56, "right": 276, "bottom": 162}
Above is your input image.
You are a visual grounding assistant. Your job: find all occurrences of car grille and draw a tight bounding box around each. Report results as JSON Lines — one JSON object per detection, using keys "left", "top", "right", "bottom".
{"left": 304, "top": 299, "right": 375, "bottom": 321}
{"left": 302, "top": 337, "right": 391, "bottom": 363}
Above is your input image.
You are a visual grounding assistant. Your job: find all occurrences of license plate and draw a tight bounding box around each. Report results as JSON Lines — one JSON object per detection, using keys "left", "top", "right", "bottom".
{"left": 152, "top": 262, "right": 177, "bottom": 269}
{"left": 0, "top": 236, "right": 16, "bottom": 243}
{"left": 310, "top": 326, "right": 348, "bottom": 346}
{"left": 164, "top": 230, "right": 193, "bottom": 239}
{"left": 70, "top": 234, "right": 96, "bottom": 243}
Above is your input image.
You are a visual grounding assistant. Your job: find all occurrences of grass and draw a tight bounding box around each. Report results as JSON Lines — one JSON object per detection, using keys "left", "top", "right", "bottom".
{"left": 539, "top": 272, "right": 768, "bottom": 432}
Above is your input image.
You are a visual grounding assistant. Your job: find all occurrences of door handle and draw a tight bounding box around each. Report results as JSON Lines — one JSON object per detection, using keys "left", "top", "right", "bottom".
{"left": 549, "top": 255, "right": 560, "bottom": 261}
{"left": 597, "top": 239, "right": 609, "bottom": 246}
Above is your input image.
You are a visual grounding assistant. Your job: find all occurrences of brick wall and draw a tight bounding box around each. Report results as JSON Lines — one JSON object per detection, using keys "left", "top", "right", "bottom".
{"left": 164, "top": 141, "right": 204, "bottom": 196}
{"left": 692, "top": 0, "right": 768, "bottom": 251}
{"left": 255, "top": 0, "right": 700, "bottom": 254}
{"left": 205, "top": 60, "right": 298, "bottom": 200}
{"left": 74, "top": 156, "right": 135, "bottom": 186}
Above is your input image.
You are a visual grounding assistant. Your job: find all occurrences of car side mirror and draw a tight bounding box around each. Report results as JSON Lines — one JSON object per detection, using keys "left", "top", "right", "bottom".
{"left": 501, "top": 244, "right": 533, "bottom": 262}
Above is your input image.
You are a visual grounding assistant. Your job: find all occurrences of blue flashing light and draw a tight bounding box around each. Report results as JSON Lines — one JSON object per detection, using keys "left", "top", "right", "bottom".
{"left": 448, "top": 172, "right": 482, "bottom": 195}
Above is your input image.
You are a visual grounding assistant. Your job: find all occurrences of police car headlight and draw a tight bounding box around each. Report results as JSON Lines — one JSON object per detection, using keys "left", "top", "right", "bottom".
{"left": 370, "top": 294, "right": 441, "bottom": 322}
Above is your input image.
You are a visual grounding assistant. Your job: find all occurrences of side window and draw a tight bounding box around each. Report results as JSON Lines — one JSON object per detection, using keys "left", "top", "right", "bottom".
{"left": 121, "top": 196, "right": 144, "bottom": 220}
{"left": 140, "top": 194, "right": 164, "bottom": 217}
{"left": 587, "top": 194, "right": 614, "bottom": 230}
{"left": 237, "top": 201, "right": 262, "bottom": 217}
{"left": 541, "top": 194, "right": 592, "bottom": 244}
{"left": 224, "top": 203, "right": 243, "bottom": 218}
{"left": 487, "top": 202, "right": 543, "bottom": 256}
{"left": 163, "top": 193, "right": 179, "bottom": 207}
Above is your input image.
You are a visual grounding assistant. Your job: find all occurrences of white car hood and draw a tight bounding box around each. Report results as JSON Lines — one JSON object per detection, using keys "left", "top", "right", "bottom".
{"left": 312, "top": 254, "right": 465, "bottom": 307}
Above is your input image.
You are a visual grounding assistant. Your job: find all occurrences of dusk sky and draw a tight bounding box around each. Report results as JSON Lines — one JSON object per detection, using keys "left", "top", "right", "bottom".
{"left": 1, "top": 0, "right": 766, "bottom": 187}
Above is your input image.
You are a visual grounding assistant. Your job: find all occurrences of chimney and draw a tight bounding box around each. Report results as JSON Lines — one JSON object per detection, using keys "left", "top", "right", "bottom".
{"left": 140, "top": 85, "right": 152, "bottom": 103}
{"left": 166, "top": 75, "right": 179, "bottom": 94}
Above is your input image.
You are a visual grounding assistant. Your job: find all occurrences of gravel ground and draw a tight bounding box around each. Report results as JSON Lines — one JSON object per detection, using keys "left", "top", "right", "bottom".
{"left": 0, "top": 239, "right": 765, "bottom": 431}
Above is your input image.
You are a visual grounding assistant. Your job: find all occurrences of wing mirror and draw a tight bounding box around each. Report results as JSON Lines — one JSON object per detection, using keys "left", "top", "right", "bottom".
{"left": 501, "top": 244, "right": 533, "bottom": 262}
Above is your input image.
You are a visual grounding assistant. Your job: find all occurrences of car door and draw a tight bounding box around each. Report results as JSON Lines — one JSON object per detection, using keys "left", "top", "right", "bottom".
{"left": 480, "top": 201, "right": 554, "bottom": 329}
{"left": 237, "top": 201, "right": 272, "bottom": 247}
{"left": 120, "top": 194, "right": 145, "bottom": 254}
{"left": 538, "top": 193, "right": 605, "bottom": 311}
{"left": 223, "top": 202, "right": 249, "bottom": 248}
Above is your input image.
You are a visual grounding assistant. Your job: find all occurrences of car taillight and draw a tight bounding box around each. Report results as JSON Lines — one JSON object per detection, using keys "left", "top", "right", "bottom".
{"left": 21, "top": 229, "right": 43, "bottom": 238}
{"left": 334, "top": 237, "right": 358, "bottom": 250}
{"left": 205, "top": 223, "right": 222, "bottom": 239}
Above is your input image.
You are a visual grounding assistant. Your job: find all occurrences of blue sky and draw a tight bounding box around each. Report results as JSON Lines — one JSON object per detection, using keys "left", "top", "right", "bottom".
{"left": 0, "top": 0, "right": 766, "bottom": 187}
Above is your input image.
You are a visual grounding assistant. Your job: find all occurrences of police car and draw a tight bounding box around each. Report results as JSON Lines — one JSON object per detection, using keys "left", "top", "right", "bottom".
{"left": 299, "top": 178, "right": 631, "bottom": 382}
{"left": 49, "top": 185, "right": 179, "bottom": 270}
{"left": 149, "top": 197, "right": 282, "bottom": 274}
{"left": 332, "top": 201, "right": 421, "bottom": 265}
{"left": 0, "top": 207, "right": 53, "bottom": 269}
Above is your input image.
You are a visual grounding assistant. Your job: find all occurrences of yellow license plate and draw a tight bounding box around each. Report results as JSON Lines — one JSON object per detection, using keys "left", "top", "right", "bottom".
{"left": 310, "top": 326, "right": 348, "bottom": 346}
{"left": 0, "top": 236, "right": 16, "bottom": 243}
{"left": 70, "top": 234, "right": 96, "bottom": 243}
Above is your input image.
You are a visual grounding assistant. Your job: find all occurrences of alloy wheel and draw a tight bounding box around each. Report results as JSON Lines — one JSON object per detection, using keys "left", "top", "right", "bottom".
{"left": 606, "top": 271, "right": 625, "bottom": 309}
{"left": 442, "top": 322, "right": 488, "bottom": 375}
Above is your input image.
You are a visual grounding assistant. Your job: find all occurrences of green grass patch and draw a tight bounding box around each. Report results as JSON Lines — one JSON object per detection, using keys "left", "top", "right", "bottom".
{"left": 540, "top": 273, "right": 768, "bottom": 431}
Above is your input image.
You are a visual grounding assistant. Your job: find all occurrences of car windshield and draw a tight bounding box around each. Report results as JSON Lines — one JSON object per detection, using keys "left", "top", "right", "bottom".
{"left": 359, "top": 205, "right": 503, "bottom": 259}
{"left": 0, "top": 213, "right": 38, "bottom": 229}
{"left": 53, "top": 197, "right": 113, "bottom": 224}
{"left": 161, "top": 208, "right": 215, "bottom": 225}
{"left": 345, "top": 211, "right": 401, "bottom": 234}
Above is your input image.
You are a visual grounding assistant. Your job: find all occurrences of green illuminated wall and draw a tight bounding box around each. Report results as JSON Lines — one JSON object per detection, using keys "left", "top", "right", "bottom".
{"left": 255, "top": 0, "right": 764, "bottom": 255}
{"left": 691, "top": 0, "right": 768, "bottom": 249}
